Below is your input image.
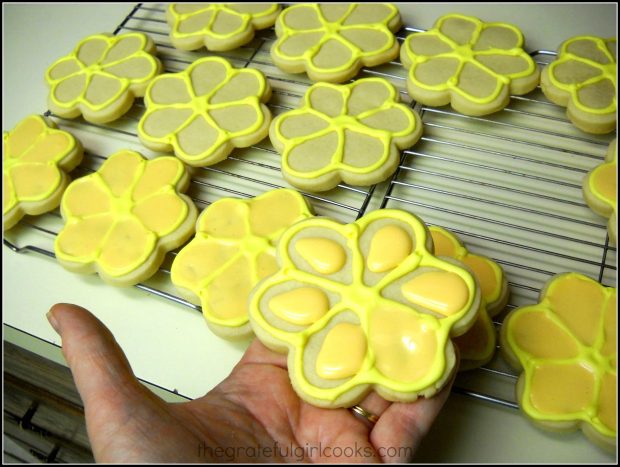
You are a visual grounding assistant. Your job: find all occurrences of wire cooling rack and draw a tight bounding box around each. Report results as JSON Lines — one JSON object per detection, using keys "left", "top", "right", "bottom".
{"left": 4, "top": 3, "right": 617, "bottom": 409}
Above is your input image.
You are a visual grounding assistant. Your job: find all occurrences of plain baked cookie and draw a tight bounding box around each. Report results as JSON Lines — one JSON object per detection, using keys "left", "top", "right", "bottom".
{"left": 270, "top": 77, "right": 423, "bottom": 192}
{"left": 400, "top": 13, "right": 540, "bottom": 116}
{"left": 171, "top": 189, "right": 313, "bottom": 339}
{"left": 271, "top": 3, "right": 402, "bottom": 83}
{"left": 167, "top": 3, "right": 281, "bottom": 51}
{"left": 138, "top": 56, "right": 272, "bottom": 167}
{"left": 45, "top": 33, "right": 162, "bottom": 124}
{"left": 582, "top": 139, "right": 617, "bottom": 245}
{"left": 541, "top": 36, "right": 616, "bottom": 134}
{"left": 55, "top": 149, "right": 197, "bottom": 287}
{"left": 3, "top": 115, "right": 83, "bottom": 231}
{"left": 500, "top": 272, "right": 616, "bottom": 452}
{"left": 429, "top": 226, "right": 509, "bottom": 370}
{"left": 249, "top": 209, "right": 481, "bottom": 408}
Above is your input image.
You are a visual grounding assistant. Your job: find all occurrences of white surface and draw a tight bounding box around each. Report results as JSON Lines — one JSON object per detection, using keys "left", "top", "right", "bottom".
{"left": 2, "top": 3, "right": 617, "bottom": 463}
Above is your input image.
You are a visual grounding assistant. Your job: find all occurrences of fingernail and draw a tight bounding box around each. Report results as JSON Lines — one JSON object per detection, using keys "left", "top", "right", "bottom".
{"left": 47, "top": 310, "right": 61, "bottom": 335}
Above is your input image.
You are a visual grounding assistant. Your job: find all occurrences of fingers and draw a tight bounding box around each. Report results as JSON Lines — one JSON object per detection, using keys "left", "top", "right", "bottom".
{"left": 47, "top": 303, "right": 143, "bottom": 410}
{"left": 237, "top": 338, "right": 288, "bottom": 369}
{"left": 370, "top": 372, "right": 457, "bottom": 463}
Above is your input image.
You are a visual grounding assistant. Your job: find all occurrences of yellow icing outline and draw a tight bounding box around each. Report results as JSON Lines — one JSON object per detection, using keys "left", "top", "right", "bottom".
{"left": 171, "top": 189, "right": 313, "bottom": 330}
{"left": 402, "top": 13, "right": 538, "bottom": 105}
{"left": 548, "top": 36, "right": 616, "bottom": 115}
{"left": 429, "top": 226, "right": 504, "bottom": 366}
{"left": 3, "top": 115, "right": 81, "bottom": 228}
{"left": 272, "top": 3, "right": 400, "bottom": 79}
{"left": 168, "top": 4, "right": 280, "bottom": 41}
{"left": 45, "top": 33, "right": 161, "bottom": 113}
{"left": 275, "top": 78, "right": 420, "bottom": 182}
{"left": 250, "top": 209, "right": 478, "bottom": 402}
{"left": 138, "top": 56, "right": 270, "bottom": 166}
{"left": 503, "top": 272, "right": 616, "bottom": 439}
{"left": 55, "top": 150, "right": 193, "bottom": 279}
{"left": 586, "top": 140, "right": 617, "bottom": 211}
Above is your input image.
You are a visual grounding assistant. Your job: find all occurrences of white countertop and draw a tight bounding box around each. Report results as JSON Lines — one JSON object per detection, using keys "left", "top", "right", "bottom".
{"left": 2, "top": 3, "right": 617, "bottom": 463}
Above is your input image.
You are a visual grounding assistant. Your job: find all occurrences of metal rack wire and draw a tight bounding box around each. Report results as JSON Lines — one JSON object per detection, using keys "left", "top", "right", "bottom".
{"left": 4, "top": 3, "right": 617, "bottom": 409}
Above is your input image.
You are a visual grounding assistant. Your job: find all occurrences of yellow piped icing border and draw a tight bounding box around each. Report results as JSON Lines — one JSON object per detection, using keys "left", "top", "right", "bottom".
{"left": 401, "top": 13, "right": 539, "bottom": 106}
{"left": 583, "top": 138, "right": 617, "bottom": 245}
{"left": 271, "top": 3, "right": 401, "bottom": 82}
{"left": 501, "top": 272, "right": 616, "bottom": 448}
{"left": 137, "top": 56, "right": 272, "bottom": 167}
{"left": 167, "top": 4, "right": 281, "bottom": 51}
{"left": 170, "top": 188, "right": 313, "bottom": 337}
{"left": 429, "top": 226, "right": 507, "bottom": 369}
{"left": 271, "top": 78, "right": 422, "bottom": 191}
{"left": 45, "top": 33, "right": 162, "bottom": 120}
{"left": 249, "top": 209, "right": 480, "bottom": 406}
{"left": 55, "top": 150, "right": 197, "bottom": 286}
{"left": 3, "top": 115, "right": 83, "bottom": 230}
{"left": 547, "top": 36, "right": 617, "bottom": 116}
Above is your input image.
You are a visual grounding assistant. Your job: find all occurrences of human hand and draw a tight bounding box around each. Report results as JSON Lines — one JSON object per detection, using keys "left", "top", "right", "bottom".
{"left": 47, "top": 303, "right": 456, "bottom": 463}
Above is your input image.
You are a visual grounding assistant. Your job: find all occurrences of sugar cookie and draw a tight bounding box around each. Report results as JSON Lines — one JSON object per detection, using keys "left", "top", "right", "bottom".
{"left": 500, "top": 272, "right": 616, "bottom": 451}
{"left": 400, "top": 13, "right": 540, "bottom": 116}
{"left": 271, "top": 3, "right": 402, "bottom": 83}
{"left": 171, "top": 189, "right": 313, "bottom": 339}
{"left": 270, "top": 78, "right": 423, "bottom": 192}
{"left": 167, "top": 3, "right": 281, "bottom": 51}
{"left": 429, "top": 226, "right": 509, "bottom": 370}
{"left": 138, "top": 56, "right": 272, "bottom": 167}
{"left": 55, "top": 150, "right": 197, "bottom": 287}
{"left": 582, "top": 139, "right": 617, "bottom": 245}
{"left": 45, "top": 33, "right": 162, "bottom": 124}
{"left": 249, "top": 209, "right": 481, "bottom": 408}
{"left": 3, "top": 115, "right": 83, "bottom": 231}
{"left": 541, "top": 36, "right": 616, "bottom": 134}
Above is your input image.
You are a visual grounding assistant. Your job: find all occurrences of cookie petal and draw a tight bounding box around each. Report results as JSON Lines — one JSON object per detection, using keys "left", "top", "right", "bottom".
{"left": 473, "top": 25, "right": 522, "bottom": 51}
{"left": 56, "top": 213, "right": 115, "bottom": 261}
{"left": 339, "top": 27, "right": 392, "bottom": 54}
{"left": 346, "top": 79, "right": 394, "bottom": 116}
{"left": 140, "top": 107, "right": 195, "bottom": 139}
{"left": 83, "top": 73, "right": 127, "bottom": 109}
{"left": 175, "top": 114, "right": 224, "bottom": 159}
{"left": 455, "top": 61, "right": 503, "bottom": 101}
{"left": 311, "top": 38, "right": 355, "bottom": 72}
{"left": 188, "top": 58, "right": 229, "bottom": 97}
{"left": 307, "top": 83, "right": 346, "bottom": 118}
{"left": 438, "top": 15, "right": 479, "bottom": 46}
{"left": 4, "top": 115, "right": 48, "bottom": 158}
{"left": 102, "top": 34, "right": 149, "bottom": 63}
{"left": 275, "top": 31, "right": 325, "bottom": 59}
{"left": 285, "top": 130, "right": 339, "bottom": 175}
{"left": 576, "top": 77, "right": 616, "bottom": 110}
{"left": 341, "top": 127, "right": 387, "bottom": 170}
{"left": 210, "top": 8, "right": 247, "bottom": 37}
{"left": 8, "top": 163, "right": 63, "bottom": 202}
{"left": 61, "top": 176, "right": 111, "bottom": 218}
{"left": 52, "top": 73, "right": 87, "bottom": 106}
{"left": 147, "top": 75, "right": 193, "bottom": 105}
{"left": 196, "top": 197, "right": 251, "bottom": 239}
{"left": 210, "top": 70, "right": 266, "bottom": 104}
{"left": 76, "top": 36, "right": 108, "bottom": 66}
{"left": 102, "top": 54, "right": 160, "bottom": 82}
{"left": 341, "top": 3, "right": 397, "bottom": 27}
{"left": 280, "top": 4, "right": 322, "bottom": 31}
{"left": 276, "top": 111, "right": 331, "bottom": 140}
{"left": 248, "top": 189, "right": 310, "bottom": 237}
{"left": 132, "top": 157, "right": 186, "bottom": 201}
{"left": 98, "top": 216, "right": 157, "bottom": 276}
{"left": 358, "top": 105, "right": 415, "bottom": 135}
{"left": 98, "top": 150, "right": 143, "bottom": 197}
{"left": 46, "top": 57, "right": 83, "bottom": 82}
{"left": 20, "top": 132, "right": 75, "bottom": 164}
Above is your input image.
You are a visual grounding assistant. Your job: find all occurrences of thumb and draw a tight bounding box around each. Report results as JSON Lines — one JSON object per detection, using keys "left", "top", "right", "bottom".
{"left": 47, "top": 303, "right": 144, "bottom": 411}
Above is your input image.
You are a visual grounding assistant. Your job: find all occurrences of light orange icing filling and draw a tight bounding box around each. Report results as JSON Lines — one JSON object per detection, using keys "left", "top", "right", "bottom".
{"left": 295, "top": 237, "right": 347, "bottom": 275}
{"left": 316, "top": 323, "right": 367, "bottom": 379}
{"left": 401, "top": 271, "right": 469, "bottom": 316}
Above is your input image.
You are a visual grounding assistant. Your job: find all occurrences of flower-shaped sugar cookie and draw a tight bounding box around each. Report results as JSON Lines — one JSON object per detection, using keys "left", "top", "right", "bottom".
{"left": 541, "top": 36, "right": 616, "bottom": 134}
{"left": 4, "top": 115, "right": 83, "bottom": 231}
{"left": 171, "top": 189, "right": 313, "bottom": 339}
{"left": 400, "top": 14, "right": 540, "bottom": 116}
{"left": 249, "top": 209, "right": 481, "bottom": 408}
{"left": 500, "top": 273, "right": 616, "bottom": 451}
{"left": 167, "top": 3, "right": 281, "bottom": 51}
{"left": 138, "top": 57, "right": 272, "bottom": 167}
{"left": 271, "top": 3, "right": 402, "bottom": 83}
{"left": 583, "top": 139, "right": 617, "bottom": 245}
{"left": 45, "top": 33, "right": 162, "bottom": 124}
{"left": 270, "top": 78, "right": 423, "bottom": 192}
{"left": 55, "top": 150, "right": 197, "bottom": 287}
{"left": 429, "top": 226, "right": 509, "bottom": 370}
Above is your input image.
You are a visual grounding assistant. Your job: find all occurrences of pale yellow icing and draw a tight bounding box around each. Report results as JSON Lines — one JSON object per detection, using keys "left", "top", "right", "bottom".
{"left": 401, "top": 271, "right": 469, "bottom": 316}
{"left": 3, "top": 115, "right": 82, "bottom": 231}
{"left": 170, "top": 189, "right": 313, "bottom": 333}
{"left": 316, "top": 323, "right": 367, "bottom": 379}
{"left": 295, "top": 237, "right": 347, "bottom": 275}
{"left": 269, "top": 287, "right": 330, "bottom": 325}
{"left": 249, "top": 209, "right": 478, "bottom": 405}
{"left": 55, "top": 150, "right": 195, "bottom": 285}
{"left": 503, "top": 272, "right": 617, "bottom": 442}
{"left": 367, "top": 225, "right": 412, "bottom": 273}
